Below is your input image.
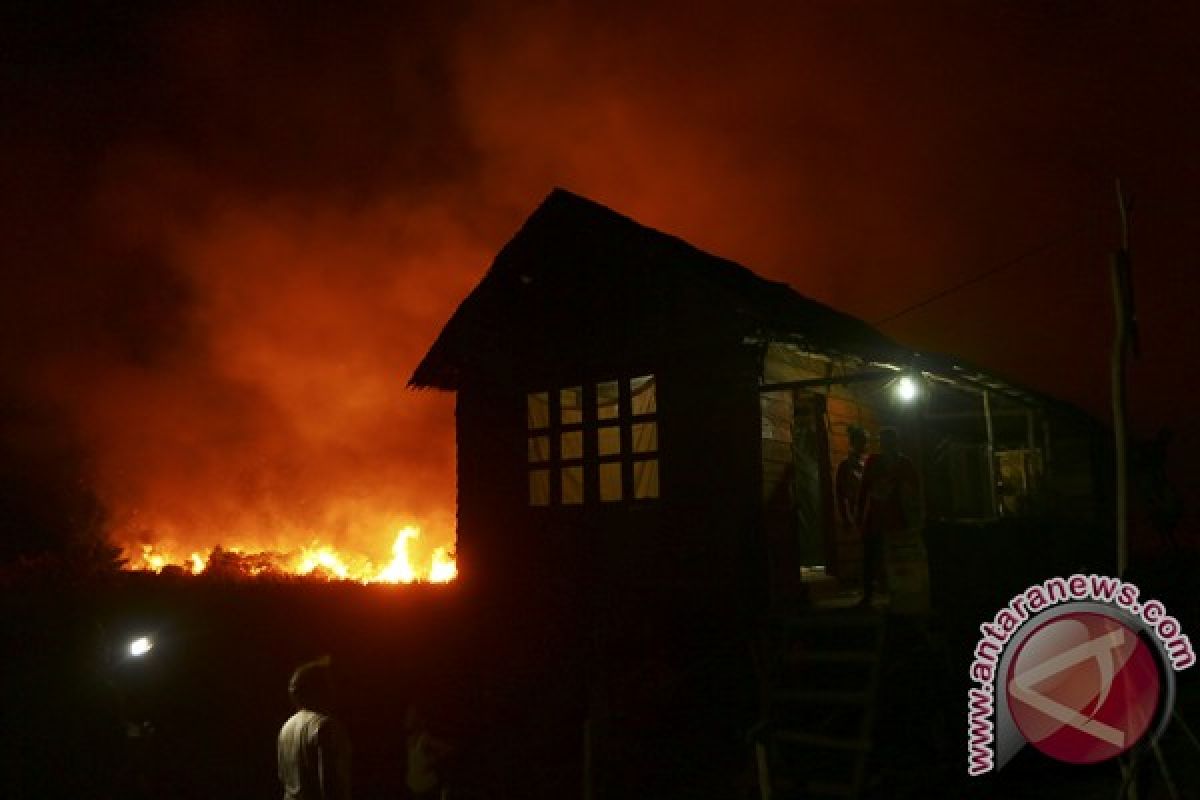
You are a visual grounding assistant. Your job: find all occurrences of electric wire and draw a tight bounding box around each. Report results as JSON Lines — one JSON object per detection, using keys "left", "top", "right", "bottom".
{"left": 873, "top": 221, "right": 1097, "bottom": 326}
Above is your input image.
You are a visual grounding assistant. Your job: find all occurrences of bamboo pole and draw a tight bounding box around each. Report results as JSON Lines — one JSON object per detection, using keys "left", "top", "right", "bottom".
{"left": 983, "top": 390, "right": 997, "bottom": 517}
{"left": 1112, "top": 180, "right": 1133, "bottom": 577}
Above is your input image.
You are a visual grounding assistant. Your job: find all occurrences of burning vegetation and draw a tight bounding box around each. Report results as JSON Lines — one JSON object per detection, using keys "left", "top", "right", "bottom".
{"left": 123, "top": 524, "right": 456, "bottom": 583}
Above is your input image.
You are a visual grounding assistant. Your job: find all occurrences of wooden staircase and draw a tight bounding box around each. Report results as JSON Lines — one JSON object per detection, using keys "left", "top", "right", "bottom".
{"left": 750, "top": 608, "right": 887, "bottom": 799}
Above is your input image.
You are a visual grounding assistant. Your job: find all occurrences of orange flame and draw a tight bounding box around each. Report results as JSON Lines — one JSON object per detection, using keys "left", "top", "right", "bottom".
{"left": 125, "top": 524, "right": 456, "bottom": 584}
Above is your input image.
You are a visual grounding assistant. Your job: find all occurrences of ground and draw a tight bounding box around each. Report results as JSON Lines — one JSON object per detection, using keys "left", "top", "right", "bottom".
{"left": 2, "top": 554, "right": 1198, "bottom": 799}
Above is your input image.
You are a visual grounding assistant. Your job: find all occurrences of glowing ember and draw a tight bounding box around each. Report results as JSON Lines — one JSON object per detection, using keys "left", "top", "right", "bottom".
{"left": 125, "top": 524, "right": 456, "bottom": 584}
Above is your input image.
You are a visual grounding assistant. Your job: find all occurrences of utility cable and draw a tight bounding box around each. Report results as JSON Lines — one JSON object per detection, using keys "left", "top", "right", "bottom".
{"left": 873, "top": 221, "right": 1097, "bottom": 326}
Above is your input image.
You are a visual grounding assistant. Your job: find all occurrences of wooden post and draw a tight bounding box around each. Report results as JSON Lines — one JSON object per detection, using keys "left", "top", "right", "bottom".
{"left": 755, "top": 740, "right": 773, "bottom": 800}
{"left": 582, "top": 716, "right": 594, "bottom": 800}
{"left": 1111, "top": 180, "right": 1134, "bottom": 577}
{"left": 1042, "top": 416, "right": 1052, "bottom": 469}
{"left": 983, "top": 390, "right": 997, "bottom": 517}
{"left": 1112, "top": 258, "right": 1130, "bottom": 576}
{"left": 1026, "top": 408, "right": 1037, "bottom": 511}
{"left": 916, "top": 376, "right": 929, "bottom": 526}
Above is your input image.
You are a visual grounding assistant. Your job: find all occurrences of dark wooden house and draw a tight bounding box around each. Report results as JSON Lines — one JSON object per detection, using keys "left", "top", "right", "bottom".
{"left": 410, "top": 189, "right": 1109, "bottom": 620}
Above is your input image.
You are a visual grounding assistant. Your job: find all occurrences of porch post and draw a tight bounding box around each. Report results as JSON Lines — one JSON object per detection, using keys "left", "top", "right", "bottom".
{"left": 983, "top": 390, "right": 997, "bottom": 517}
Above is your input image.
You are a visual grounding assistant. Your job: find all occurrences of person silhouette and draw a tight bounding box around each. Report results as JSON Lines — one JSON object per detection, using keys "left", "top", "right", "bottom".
{"left": 836, "top": 424, "right": 869, "bottom": 533}
{"left": 278, "top": 658, "right": 352, "bottom": 800}
{"left": 856, "top": 427, "right": 919, "bottom": 606}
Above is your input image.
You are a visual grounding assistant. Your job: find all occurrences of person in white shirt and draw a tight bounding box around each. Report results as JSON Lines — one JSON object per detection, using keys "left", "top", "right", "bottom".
{"left": 278, "top": 659, "right": 352, "bottom": 800}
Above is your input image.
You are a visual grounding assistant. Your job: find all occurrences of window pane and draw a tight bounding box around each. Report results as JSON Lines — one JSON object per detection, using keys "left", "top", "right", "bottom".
{"left": 596, "top": 380, "right": 619, "bottom": 420}
{"left": 598, "top": 425, "right": 621, "bottom": 456}
{"left": 634, "top": 459, "right": 659, "bottom": 499}
{"left": 561, "top": 430, "right": 583, "bottom": 460}
{"left": 560, "top": 386, "right": 583, "bottom": 425}
{"left": 632, "top": 421, "right": 658, "bottom": 453}
{"left": 527, "top": 392, "right": 549, "bottom": 430}
{"left": 600, "top": 462, "right": 622, "bottom": 502}
{"left": 528, "top": 435, "right": 549, "bottom": 463}
{"left": 529, "top": 469, "right": 550, "bottom": 506}
{"left": 631, "top": 375, "right": 656, "bottom": 415}
{"left": 562, "top": 466, "right": 584, "bottom": 505}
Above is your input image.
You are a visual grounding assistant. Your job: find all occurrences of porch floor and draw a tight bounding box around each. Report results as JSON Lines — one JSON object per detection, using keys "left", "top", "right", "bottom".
{"left": 801, "top": 571, "right": 892, "bottom": 611}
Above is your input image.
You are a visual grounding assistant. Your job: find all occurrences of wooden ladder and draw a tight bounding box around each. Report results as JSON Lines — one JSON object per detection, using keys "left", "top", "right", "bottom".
{"left": 751, "top": 608, "right": 887, "bottom": 799}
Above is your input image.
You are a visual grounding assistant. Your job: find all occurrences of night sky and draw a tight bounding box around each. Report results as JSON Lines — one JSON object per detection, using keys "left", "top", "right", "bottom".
{"left": 3, "top": 1, "right": 1198, "bottom": 561}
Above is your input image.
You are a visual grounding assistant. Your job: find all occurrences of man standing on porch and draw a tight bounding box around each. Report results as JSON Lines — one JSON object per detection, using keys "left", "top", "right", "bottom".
{"left": 836, "top": 424, "right": 869, "bottom": 536}
{"left": 856, "top": 427, "right": 920, "bottom": 606}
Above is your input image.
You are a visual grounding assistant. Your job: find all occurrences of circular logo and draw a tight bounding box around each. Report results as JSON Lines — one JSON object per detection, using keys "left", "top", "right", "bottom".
{"left": 1006, "top": 611, "right": 1162, "bottom": 764}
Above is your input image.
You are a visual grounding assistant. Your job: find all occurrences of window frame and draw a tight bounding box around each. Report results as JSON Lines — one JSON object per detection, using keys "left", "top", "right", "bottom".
{"left": 525, "top": 374, "right": 659, "bottom": 507}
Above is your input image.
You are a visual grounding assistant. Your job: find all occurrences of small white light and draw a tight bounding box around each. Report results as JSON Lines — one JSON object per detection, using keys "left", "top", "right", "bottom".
{"left": 895, "top": 375, "right": 919, "bottom": 402}
{"left": 130, "top": 636, "right": 153, "bottom": 657}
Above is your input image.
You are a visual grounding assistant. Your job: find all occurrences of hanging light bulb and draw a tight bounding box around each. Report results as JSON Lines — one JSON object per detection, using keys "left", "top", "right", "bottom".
{"left": 894, "top": 374, "right": 920, "bottom": 403}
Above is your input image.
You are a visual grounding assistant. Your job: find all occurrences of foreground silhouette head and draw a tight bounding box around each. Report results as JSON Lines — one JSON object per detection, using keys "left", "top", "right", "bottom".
{"left": 289, "top": 658, "right": 335, "bottom": 713}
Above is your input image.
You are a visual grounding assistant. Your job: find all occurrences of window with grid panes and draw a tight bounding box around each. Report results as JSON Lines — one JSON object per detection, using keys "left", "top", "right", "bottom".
{"left": 526, "top": 374, "right": 658, "bottom": 505}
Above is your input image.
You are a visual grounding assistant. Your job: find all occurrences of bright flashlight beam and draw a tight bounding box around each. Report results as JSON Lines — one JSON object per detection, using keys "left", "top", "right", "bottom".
{"left": 895, "top": 375, "right": 919, "bottom": 402}
{"left": 129, "top": 636, "right": 153, "bottom": 657}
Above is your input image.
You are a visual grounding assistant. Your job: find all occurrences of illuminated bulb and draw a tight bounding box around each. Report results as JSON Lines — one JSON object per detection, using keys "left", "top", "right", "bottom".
{"left": 895, "top": 375, "right": 919, "bottom": 402}
{"left": 129, "top": 636, "right": 153, "bottom": 657}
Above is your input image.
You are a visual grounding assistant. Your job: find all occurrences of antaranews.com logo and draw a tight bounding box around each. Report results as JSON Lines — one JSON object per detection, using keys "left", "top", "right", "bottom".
{"left": 967, "top": 574, "right": 1194, "bottom": 775}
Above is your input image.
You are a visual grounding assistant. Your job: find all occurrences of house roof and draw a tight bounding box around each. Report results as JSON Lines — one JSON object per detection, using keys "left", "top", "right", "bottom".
{"left": 408, "top": 189, "right": 1103, "bottom": 427}
{"left": 410, "top": 188, "right": 911, "bottom": 390}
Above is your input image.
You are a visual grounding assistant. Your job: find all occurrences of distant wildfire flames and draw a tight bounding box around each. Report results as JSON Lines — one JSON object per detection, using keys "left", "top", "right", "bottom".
{"left": 123, "top": 524, "right": 457, "bottom": 584}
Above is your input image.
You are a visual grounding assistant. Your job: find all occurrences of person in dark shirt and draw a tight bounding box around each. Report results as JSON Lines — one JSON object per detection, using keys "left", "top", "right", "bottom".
{"left": 856, "top": 427, "right": 919, "bottom": 606}
{"left": 405, "top": 704, "right": 454, "bottom": 800}
{"left": 835, "top": 424, "right": 869, "bottom": 531}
